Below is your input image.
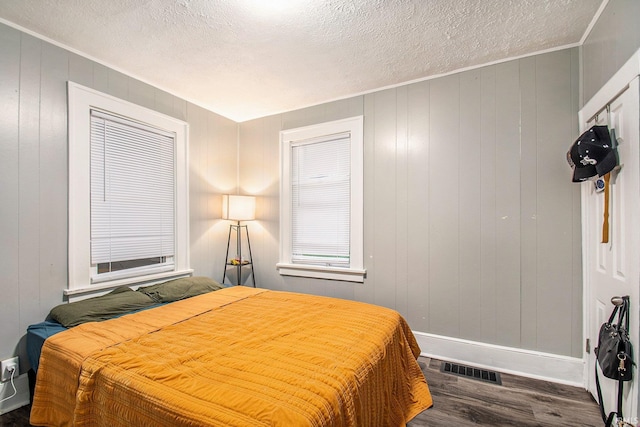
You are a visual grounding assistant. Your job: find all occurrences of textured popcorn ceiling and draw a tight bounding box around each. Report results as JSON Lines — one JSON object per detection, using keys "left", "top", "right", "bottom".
{"left": 0, "top": 0, "right": 602, "bottom": 122}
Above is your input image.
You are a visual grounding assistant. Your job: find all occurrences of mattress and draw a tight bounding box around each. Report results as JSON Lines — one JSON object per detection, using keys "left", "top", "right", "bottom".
{"left": 30, "top": 286, "right": 432, "bottom": 426}
{"left": 26, "top": 320, "right": 68, "bottom": 373}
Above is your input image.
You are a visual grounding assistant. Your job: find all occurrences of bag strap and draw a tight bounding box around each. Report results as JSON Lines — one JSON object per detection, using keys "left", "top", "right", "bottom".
{"left": 607, "top": 304, "right": 620, "bottom": 325}
{"left": 610, "top": 296, "right": 630, "bottom": 331}
{"left": 596, "top": 362, "right": 625, "bottom": 427}
{"left": 616, "top": 376, "right": 624, "bottom": 421}
{"left": 621, "top": 297, "right": 630, "bottom": 332}
{"left": 595, "top": 362, "right": 607, "bottom": 423}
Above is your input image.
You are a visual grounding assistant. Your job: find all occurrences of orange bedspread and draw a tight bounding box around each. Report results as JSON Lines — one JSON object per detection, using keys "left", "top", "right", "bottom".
{"left": 31, "top": 287, "right": 432, "bottom": 427}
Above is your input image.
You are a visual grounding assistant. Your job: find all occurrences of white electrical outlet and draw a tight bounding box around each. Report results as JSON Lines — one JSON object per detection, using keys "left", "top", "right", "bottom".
{"left": 1, "top": 357, "right": 18, "bottom": 382}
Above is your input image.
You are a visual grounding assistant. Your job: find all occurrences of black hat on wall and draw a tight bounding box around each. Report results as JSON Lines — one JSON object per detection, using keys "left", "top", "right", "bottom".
{"left": 567, "top": 125, "right": 618, "bottom": 182}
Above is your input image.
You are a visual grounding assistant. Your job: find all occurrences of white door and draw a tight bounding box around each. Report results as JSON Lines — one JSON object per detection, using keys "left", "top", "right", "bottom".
{"left": 584, "top": 77, "right": 640, "bottom": 421}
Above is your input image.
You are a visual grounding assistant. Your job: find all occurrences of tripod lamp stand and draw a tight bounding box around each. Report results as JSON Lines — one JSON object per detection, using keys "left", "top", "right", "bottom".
{"left": 222, "top": 194, "right": 256, "bottom": 287}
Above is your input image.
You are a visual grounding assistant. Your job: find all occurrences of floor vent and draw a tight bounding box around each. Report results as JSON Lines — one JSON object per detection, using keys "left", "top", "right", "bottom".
{"left": 440, "top": 362, "right": 502, "bottom": 385}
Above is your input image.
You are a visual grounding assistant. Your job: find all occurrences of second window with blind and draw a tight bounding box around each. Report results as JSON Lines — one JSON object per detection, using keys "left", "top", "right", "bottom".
{"left": 278, "top": 116, "right": 365, "bottom": 283}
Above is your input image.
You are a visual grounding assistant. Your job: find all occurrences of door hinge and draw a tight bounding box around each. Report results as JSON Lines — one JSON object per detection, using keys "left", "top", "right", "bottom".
{"left": 586, "top": 338, "right": 591, "bottom": 354}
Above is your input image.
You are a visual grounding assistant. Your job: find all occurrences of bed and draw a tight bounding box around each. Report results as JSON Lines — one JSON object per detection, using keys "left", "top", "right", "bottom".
{"left": 29, "top": 277, "right": 432, "bottom": 426}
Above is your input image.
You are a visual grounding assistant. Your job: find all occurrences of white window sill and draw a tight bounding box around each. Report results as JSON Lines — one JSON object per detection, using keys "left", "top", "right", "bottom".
{"left": 276, "top": 263, "right": 366, "bottom": 283}
{"left": 63, "top": 269, "right": 194, "bottom": 301}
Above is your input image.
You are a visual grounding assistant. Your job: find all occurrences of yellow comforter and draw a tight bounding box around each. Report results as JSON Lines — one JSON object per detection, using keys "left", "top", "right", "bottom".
{"left": 31, "top": 287, "right": 432, "bottom": 426}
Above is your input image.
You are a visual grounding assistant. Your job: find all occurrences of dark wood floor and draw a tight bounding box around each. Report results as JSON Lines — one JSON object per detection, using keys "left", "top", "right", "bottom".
{"left": 1, "top": 357, "right": 602, "bottom": 426}
{"left": 410, "top": 358, "right": 602, "bottom": 426}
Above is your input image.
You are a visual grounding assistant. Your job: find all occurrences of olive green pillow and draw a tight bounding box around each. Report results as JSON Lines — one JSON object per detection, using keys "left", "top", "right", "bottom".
{"left": 137, "top": 276, "right": 223, "bottom": 303}
{"left": 49, "top": 286, "right": 156, "bottom": 328}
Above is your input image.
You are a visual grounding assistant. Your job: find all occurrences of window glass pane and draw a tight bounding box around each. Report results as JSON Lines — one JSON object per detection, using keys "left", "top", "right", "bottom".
{"left": 97, "top": 257, "right": 166, "bottom": 274}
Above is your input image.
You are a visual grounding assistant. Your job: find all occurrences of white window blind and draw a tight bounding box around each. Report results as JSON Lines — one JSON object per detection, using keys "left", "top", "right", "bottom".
{"left": 90, "top": 110, "right": 175, "bottom": 280}
{"left": 291, "top": 133, "right": 351, "bottom": 267}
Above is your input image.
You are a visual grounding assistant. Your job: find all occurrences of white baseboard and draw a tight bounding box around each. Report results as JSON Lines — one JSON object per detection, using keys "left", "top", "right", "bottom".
{"left": 413, "top": 331, "right": 585, "bottom": 388}
{"left": 0, "top": 373, "right": 30, "bottom": 415}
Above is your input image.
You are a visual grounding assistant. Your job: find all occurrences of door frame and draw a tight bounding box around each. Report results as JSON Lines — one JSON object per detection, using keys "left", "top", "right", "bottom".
{"left": 580, "top": 48, "right": 640, "bottom": 398}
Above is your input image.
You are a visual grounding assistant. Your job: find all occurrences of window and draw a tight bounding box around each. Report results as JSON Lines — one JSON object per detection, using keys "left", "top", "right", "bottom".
{"left": 277, "top": 116, "right": 365, "bottom": 282}
{"left": 67, "top": 83, "right": 191, "bottom": 296}
{"left": 89, "top": 110, "right": 176, "bottom": 282}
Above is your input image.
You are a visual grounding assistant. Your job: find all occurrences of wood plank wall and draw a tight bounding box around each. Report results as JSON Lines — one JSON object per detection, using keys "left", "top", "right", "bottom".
{"left": 582, "top": 0, "right": 640, "bottom": 106}
{"left": 239, "top": 48, "right": 583, "bottom": 358}
{"left": 0, "top": 18, "right": 595, "bottom": 368}
{"left": 0, "top": 23, "right": 238, "bottom": 369}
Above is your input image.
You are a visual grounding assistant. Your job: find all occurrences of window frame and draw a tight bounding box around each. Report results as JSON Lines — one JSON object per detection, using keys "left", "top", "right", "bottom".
{"left": 277, "top": 116, "right": 365, "bottom": 283}
{"left": 67, "top": 82, "right": 191, "bottom": 296}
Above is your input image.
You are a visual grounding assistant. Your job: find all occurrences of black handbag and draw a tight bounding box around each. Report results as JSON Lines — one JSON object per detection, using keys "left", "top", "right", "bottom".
{"left": 595, "top": 296, "right": 634, "bottom": 426}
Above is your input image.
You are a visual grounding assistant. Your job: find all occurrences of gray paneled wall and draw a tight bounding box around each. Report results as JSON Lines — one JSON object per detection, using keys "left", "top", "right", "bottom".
{"left": 0, "top": 20, "right": 593, "bottom": 372}
{"left": 0, "top": 22, "right": 237, "bottom": 369}
{"left": 240, "top": 48, "right": 583, "bottom": 357}
{"left": 582, "top": 0, "right": 640, "bottom": 105}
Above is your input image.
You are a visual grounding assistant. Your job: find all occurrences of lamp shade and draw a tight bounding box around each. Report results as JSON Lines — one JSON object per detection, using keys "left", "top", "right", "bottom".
{"left": 222, "top": 195, "right": 255, "bottom": 221}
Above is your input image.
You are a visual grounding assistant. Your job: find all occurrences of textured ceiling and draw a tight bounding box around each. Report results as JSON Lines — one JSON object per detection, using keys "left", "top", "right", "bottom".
{"left": 0, "top": 0, "right": 603, "bottom": 122}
